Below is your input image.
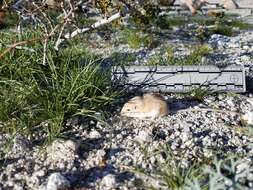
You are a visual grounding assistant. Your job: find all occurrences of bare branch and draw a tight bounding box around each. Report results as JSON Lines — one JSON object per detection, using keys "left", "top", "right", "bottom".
{"left": 54, "top": 11, "right": 121, "bottom": 50}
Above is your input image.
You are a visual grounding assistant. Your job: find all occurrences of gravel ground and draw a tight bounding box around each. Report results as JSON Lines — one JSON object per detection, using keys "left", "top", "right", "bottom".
{"left": 1, "top": 93, "right": 253, "bottom": 189}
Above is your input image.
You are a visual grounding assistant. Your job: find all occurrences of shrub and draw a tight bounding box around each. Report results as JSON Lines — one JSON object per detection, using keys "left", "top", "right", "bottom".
{"left": 0, "top": 29, "right": 117, "bottom": 142}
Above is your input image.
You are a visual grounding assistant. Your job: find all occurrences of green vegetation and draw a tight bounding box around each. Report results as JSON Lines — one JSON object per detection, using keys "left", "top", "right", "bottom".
{"left": 147, "top": 44, "right": 212, "bottom": 66}
{"left": 0, "top": 29, "right": 117, "bottom": 142}
{"left": 186, "top": 156, "right": 253, "bottom": 190}
{"left": 139, "top": 145, "right": 252, "bottom": 190}
{"left": 119, "top": 28, "right": 155, "bottom": 49}
{"left": 150, "top": 162, "right": 201, "bottom": 190}
{"left": 157, "top": 14, "right": 252, "bottom": 30}
{"left": 156, "top": 16, "right": 187, "bottom": 30}
{"left": 186, "top": 87, "right": 214, "bottom": 102}
{"left": 110, "top": 52, "right": 137, "bottom": 66}
{"left": 156, "top": 14, "right": 252, "bottom": 39}
{"left": 138, "top": 145, "right": 203, "bottom": 190}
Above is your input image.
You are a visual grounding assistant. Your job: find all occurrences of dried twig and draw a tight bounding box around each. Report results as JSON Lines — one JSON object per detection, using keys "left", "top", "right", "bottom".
{"left": 54, "top": 11, "right": 121, "bottom": 50}
{"left": 0, "top": 38, "right": 40, "bottom": 59}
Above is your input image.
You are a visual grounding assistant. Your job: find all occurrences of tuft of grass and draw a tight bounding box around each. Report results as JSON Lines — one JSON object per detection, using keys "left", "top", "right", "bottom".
{"left": 156, "top": 15, "right": 187, "bottom": 29}
{"left": 212, "top": 24, "right": 233, "bottom": 37}
{"left": 227, "top": 19, "right": 253, "bottom": 30}
{"left": 120, "top": 28, "right": 143, "bottom": 49}
{"left": 156, "top": 14, "right": 251, "bottom": 40}
{"left": 139, "top": 145, "right": 203, "bottom": 190}
{"left": 147, "top": 44, "right": 212, "bottom": 66}
{"left": 0, "top": 29, "right": 117, "bottom": 142}
{"left": 110, "top": 52, "right": 137, "bottom": 66}
{"left": 187, "top": 87, "right": 214, "bottom": 102}
{"left": 186, "top": 44, "right": 212, "bottom": 65}
{"left": 154, "top": 163, "right": 201, "bottom": 190}
{"left": 138, "top": 145, "right": 252, "bottom": 190}
{"left": 119, "top": 28, "right": 155, "bottom": 49}
{"left": 186, "top": 156, "right": 253, "bottom": 190}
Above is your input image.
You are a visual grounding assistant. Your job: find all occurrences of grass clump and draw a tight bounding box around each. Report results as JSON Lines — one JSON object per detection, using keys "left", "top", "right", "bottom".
{"left": 138, "top": 145, "right": 252, "bottom": 190}
{"left": 147, "top": 44, "right": 212, "bottom": 66}
{"left": 0, "top": 29, "right": 117, "bottom": 142}
{"left": 138, "top": 146, "right": 203, "bottom": 190}
{"left": 110, "top": 52, "right": 137, "bottom": 66}
{"left": 186, "top": 87, "right": 214, "bottom": 102}
{"left": 186, "top": 156, "right": 253, "bottom": 190}
{"left": 156, "top": 16, "right": 187, "bottom": 29}
{"left": 120, "top": 28, "right": 155, "bottom": 49}
{"left": 152, "top": 162, "right": 201, "bottom": 190}
{"left": 120, "top": 28, "right": 142, "bottom": 49}
{"left": 186, "top": 44, "right": 212, "bottom": 64}
{"left": 221, "top": 18, "right": 253, "bottom": 30}
{"left": 199, "top": 18, "right": 252, "bottom": 38}
{"left": 155, "top": 14, "right": 252, "bottom": 39}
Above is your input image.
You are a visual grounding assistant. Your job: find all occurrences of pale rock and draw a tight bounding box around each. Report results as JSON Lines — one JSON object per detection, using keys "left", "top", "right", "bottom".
{"left": 135, "top": 130, "right": 152, "bottom": 143}
{"left": 13, "top": 184, "right": 24, "bottom": 190}
{"left": 180, "top": 132, "right": 189, "bottom": 142}
{"left": 8, "top": 135, "right": 31, "bottom": 158}
{"left": 247, "top": 173, "right": 253, "bottom": 181}
{"left": 43, "top": 0, "right": 57, "bottom": 7}
{"left": 247, "top": 97, "right": 253, "bottom": 107}
{"left": 89, "top": 129, "right": 101, "bottom": 139}
{"left": 40, "top": 173, "right": 70, "bottom": 190}
{"left": 240, "top": 55, "right": 250, "bottom": 62}
{"left": 46, "top": 139, "right": 78, "bottom": 164}
{"left": 96, "top": 149, "right": 106, "bottom": 157}
{"left": 33, "top": 170, "right": 46, "bottom": 177}
{"left": 101, "top": 174, "right": 117, "bottom": 189}
{"left": 241, "top": 111, "right": 253, "bottom": 125}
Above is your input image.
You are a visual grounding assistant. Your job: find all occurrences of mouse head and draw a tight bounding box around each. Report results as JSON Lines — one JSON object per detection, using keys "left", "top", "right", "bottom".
{"left": 120, "top": 96, "right": 143, "bottom": 117}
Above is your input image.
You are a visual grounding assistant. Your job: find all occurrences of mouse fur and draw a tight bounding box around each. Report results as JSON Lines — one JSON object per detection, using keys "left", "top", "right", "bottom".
{"left": 120, "top": 93, "right": 169, "bottom": 119}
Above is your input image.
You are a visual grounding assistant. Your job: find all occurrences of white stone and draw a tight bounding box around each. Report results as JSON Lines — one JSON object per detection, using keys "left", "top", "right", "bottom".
{"left": 247, "top": 173, "right": 253, "bottom": 181}
{"left": 45, "top": 173, "right": 70, "bottom": 190}
{"left": 89, "top": 129, "right": 101, "bottom": 139}
{"left": 101, "top": 174, "right": 117, "bottom": 188}
{"left": 247, "top": 97, "right": 253, "bottom": 107}
{"left": 13, "top": 184, "right": 24, "bottom": 190}
{"left": 180, "top": 132, "right": 189, "bottom": 142}
{"left": 34, "top": 170, "right": 46, "bottom": 177}
{"left": 241, "top": 111, "right": 253, "bottom": 125}
{"left": 46, "top": 139, "right": 78, "bottom": 164}
{"left": 135, "top": 130, "right": 152, "bottom": 142}
{"left": 96, "top": 149, "right": 106, "bottom": 157}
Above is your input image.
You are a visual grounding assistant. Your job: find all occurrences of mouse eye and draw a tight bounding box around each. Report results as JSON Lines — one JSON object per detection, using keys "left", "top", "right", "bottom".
{"left": 134, "top": 106, "right": 137, "bottom": 109}
{"left": 127, "top": 109, "right": 130, "bottom": 111}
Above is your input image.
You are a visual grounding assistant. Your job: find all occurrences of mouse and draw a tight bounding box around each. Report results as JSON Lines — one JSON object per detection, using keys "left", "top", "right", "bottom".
{"left": 120, "top": 93, "right": 169, "bottom": 119}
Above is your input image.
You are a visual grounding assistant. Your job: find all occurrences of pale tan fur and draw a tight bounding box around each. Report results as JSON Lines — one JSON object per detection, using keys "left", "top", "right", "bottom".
{"left": 120, "top": 93, "right": 169, "bottom": 119}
